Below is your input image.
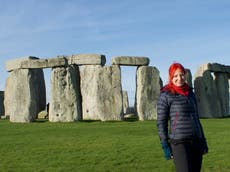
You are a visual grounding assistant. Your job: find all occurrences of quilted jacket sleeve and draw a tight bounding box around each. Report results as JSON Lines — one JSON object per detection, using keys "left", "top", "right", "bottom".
{"left": 157, "top": 92, "right": 170, "bottom": 142}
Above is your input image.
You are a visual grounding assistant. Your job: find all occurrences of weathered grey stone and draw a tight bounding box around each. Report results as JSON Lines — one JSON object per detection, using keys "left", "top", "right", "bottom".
{"left": 214, "top": 72, "right": 229, "bottom": 117}
{"left": 80, "top": 65, "right": 101, "bottom": 120}
{"left": 0, "top": 91, "right": 4, "bottom": 116}
{"left": 49, "top": 65, "right": 82, "bottom": 122}
{"left": 208, "top": 63, "right": 230, "bottom": 73}
{"left": 5, "top": 56, "right": 68, "bottom": 71}
{"left": 1, "top": 115, "right": 9, "bottom": 119}
{"left": 194, "top": 70, "right": 222, "bottom": 118}
{"left": 195, "top": 71, "right": 215, "bottom": 118}
{"left": 46, "top": 56, "right": 68, "bottom": 68}
{"left": 111, "top": 56, "right": 149, "bottom": 66}
{"left": 195, "top": 63, "right": 230, "bottom": 118}
{"left": 194, "top": 64, "right": 209, "bottom": 78}
{"left": 229, "top": 80, "right": 230, "bottom": 114}
{"left": 122, "top": 91, "right": 129, "bottom": 114}
{"left": 81, "top": 65, "right": 123, "bottom": 121}
{"left": 185, "top": 69, "right": 193, "bottom": 87}
{"left": 68, "top": 54, "right": 106, "bottom": 66}
{"left": 38, "top": 110, "right": 48, "bottom": 119}
{"left": 195, "top": 63, "right": 230, "bottom": 77}
{"left": 5, "top": 54, "right": 106, "bottom": 71}
{"left": 5, "top": 56, "right": 38, "bottom": 71}
{"left": 136, "top": 66, "right": 161, "bottom": 120}
{"left": 4, "top": 69, "right": 46, "bottom": 122}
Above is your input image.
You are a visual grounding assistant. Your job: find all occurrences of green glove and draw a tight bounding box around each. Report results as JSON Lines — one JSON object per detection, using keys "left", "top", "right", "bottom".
{"left": 161, "top": 141, "right": 173, "bottom": 160}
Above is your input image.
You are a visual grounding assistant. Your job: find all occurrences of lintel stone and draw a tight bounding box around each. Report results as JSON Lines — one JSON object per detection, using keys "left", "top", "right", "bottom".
{"left": 111, "top": 56, "right": 149, "bottom": 66}
{"left": 207, "top": 63, "right": 230, "bottom": 73}
{"left": 5, "top": 54, "right": 106, "bottom": 71}
{"left": 6, "top": 56, "right": 39, "bottom": 71}
{"left": 195, "top": 63, "right": 230, "bottom": 77}
{"left": 68, "top": 54, "right": 106, "bottom": 66}
{"left": 5, "top": 56, "right": 68, "bottom": 71}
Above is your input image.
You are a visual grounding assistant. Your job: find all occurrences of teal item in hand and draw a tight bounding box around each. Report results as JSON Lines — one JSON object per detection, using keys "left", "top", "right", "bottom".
{"left": 161, "top": 141, "right": 173, "bottom": 160}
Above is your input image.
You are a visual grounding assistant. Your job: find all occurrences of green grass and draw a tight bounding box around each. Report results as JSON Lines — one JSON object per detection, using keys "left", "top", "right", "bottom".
{"left": 0, "top": 118, "right": 229, "bottom": 172}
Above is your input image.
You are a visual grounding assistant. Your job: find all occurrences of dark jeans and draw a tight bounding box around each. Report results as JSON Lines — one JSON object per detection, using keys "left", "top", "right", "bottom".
{"left": 171, "top": 138, "right": 203, "bottom": 172}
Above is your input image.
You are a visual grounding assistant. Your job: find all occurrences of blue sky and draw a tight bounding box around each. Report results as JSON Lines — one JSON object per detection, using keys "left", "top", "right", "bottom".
{"left": 1, "top": 0, "right": 230, "bottom": 105}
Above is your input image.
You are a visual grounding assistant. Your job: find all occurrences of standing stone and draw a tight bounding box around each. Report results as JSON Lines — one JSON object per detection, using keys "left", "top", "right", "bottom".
{"left": 194, "top": 70, "right": 221, "bottom": 118}
{"left": 229, "top": 80, "right": 230, "bottom": 114}
{"left": 185, "top": 69, "right": 193, "bottom": 87}
{"left": 136, "top": 66, "right": 161, "bottom": 120}
{"left": 194, "top": 63, "right": 230, "bottom": 118}
{"left": 80, "top": 65, "right": 101, "bottom": 120}
{"left": 0, "top": 91, "right": 4, "bottom": 116}
{"left": 81, "top": 65, "right": 123, "bottom": 121}
{"left": 214, "top": 72, "right": 229, "bottom": 117}
{"left": 49, "top": 65, "right": 82, "bottom": 122}
{"left": 122, "top": 91, "right": 129, "bottom": 114}
{"left": 99, "top": 65, "right": 123, "bottom": 121}
{"left": 4, "top": 69, "right": 46, "bottom": 122}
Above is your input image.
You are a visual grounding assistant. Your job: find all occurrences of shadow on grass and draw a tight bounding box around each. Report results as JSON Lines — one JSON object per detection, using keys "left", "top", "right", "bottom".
{"left": 35, "top": 119, "right": 49, "bottom": 123}
{"left": 3, "top": 117, "right": 145, "bottom": 124}
{"left": 80, "top": 120, "right": 102, "bottom": 123}
{"left": 32, "top": 116, "right": 140, "bottom": 123}
{"left": 123, "top": 117, "right": 139, "bottom": 122}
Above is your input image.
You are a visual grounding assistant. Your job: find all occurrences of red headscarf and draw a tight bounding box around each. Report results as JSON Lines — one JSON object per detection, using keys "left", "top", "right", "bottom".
{"left": 161, "top": 63, "right": 189, "bottom": 96}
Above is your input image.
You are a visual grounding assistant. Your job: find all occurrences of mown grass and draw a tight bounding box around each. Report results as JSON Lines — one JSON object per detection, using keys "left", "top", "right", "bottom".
{"left": 0, "top": 118, "right": 229, "bottom": 172}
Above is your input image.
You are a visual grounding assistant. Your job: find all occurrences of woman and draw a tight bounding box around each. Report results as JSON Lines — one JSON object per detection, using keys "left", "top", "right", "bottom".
{"left": 157, "top": 63, "right": 208, "bottom": 172}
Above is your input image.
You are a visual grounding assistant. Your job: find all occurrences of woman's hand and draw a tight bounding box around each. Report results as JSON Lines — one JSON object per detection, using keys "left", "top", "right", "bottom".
{"left": 161, "top": 141, "right": 173, "bottom": 160}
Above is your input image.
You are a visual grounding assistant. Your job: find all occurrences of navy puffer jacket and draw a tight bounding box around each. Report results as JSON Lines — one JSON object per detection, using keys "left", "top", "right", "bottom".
{"left": 157, "top": 88, "right": 206, "bottom": 143}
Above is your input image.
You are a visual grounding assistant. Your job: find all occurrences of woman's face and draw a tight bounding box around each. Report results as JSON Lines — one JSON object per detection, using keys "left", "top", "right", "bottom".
{"left": 171, "top": 68, "right": 185, "bottom": 87}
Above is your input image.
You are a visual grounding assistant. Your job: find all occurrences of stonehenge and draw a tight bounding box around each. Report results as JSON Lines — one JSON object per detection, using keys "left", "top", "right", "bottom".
{"left": 3, "top": 54, "right": 162, "bottom": 122}
{"left": 2, "top": 54, "right": 230, "bottom": 122}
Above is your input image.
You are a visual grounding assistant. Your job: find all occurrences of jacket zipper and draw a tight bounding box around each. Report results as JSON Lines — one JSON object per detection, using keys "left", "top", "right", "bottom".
{"left": 172, "top": 112, "right": 179, "bottom": 133}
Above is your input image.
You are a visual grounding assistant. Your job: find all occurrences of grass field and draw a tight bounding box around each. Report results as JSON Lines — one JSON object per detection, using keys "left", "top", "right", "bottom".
{"left": 0, "top": 118, "right": 229, "bottom": 172}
